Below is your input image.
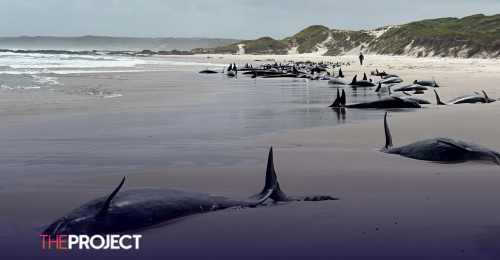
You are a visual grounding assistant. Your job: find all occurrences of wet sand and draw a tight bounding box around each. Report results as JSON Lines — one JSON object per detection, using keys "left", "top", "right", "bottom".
{"left": 1, "top": 54, "right": 500, "bottom": 259}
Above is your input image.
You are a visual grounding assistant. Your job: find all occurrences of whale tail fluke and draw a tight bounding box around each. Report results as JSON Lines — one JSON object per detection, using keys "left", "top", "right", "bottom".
{"left": 433, "top": 89, "right": 446, "bottom": 105}
{"left": 381, "top": 112, "right": 393, "bottom": 152}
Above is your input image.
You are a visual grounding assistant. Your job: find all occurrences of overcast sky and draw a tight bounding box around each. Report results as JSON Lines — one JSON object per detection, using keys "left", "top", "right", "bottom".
{"left": 1, "top": 0, "right": 499, "bottom": 39}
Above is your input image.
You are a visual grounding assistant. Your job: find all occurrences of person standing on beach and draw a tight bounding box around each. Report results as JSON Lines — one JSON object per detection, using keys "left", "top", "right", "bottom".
{"left": 359, "top": 52, "right": 364, "bottom": 65}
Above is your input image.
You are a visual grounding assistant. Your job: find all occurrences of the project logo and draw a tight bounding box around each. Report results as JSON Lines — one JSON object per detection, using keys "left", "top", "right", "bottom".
{"left": 40, "top": 235, "right": 142, "bottom": 250}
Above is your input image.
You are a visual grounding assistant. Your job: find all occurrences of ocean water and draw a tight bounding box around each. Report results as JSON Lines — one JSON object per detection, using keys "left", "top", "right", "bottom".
{"left": 0, "top": 52, "right": 225, "bottom": 89}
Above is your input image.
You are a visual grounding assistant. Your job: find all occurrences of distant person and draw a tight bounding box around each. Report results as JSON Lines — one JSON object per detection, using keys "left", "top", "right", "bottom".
{"left": 359, "top": 52, "right": 364, "bottom": 65}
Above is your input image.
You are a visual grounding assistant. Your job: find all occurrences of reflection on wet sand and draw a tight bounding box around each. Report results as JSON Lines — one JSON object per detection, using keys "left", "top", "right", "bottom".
{"left": 331, "top": 107, "right": 346, "bottom": 123}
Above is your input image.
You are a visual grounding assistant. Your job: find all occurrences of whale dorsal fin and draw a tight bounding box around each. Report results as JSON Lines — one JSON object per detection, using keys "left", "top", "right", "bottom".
{"left": 363, "top": 73, "right": 367, "bottom": 81}
{"left": 329, "top": 89, "right": 341, "bottom": 107}
{"left": 437, "top": 140, "right": 472, "bottom": 152}
{"left": 96, "top": 177, "right": 126, "bottom": 218}
{"left": 482, "top": 90, "right": 491, "bottom": 103}
{"left": 375, "top": 82, "right": 381, "bottom": 92}
{"left": 382, "top": 112, "right": 393, "bottom": 151}
{"left": 246, "top": 147, "right": 278, "bottom": 206}
{"left": 350, "top": 75, "right": 357, "bottom": 85}
{"left": 433, "top": 89, "right": 446, "bottom": 105}
{"left": 263, "top": 147, "right": 277, "bottom": 193}
{"left": 432, "top": 77, "right": 439, "bottom": 87}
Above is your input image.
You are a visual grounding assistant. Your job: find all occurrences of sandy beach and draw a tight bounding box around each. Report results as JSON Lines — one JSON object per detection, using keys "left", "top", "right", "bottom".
{"left": 1, "top": 53, "right": 500, "bottom": 259}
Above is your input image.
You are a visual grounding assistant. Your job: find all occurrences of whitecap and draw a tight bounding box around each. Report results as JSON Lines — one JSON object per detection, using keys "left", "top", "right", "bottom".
{"left": 103, "top": 94, "right": 122, "bottom": 98}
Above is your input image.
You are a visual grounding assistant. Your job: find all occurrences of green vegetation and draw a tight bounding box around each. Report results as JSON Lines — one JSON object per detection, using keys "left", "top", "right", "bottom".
{"left": 368, "top": 14, "right": 500, "bottom": 57}
{"left": 282, "top": 25, "right": 330, "bottom": 53}
{"left": 191, "top": 25, "right": 330, "bottom": 55}
{"left": 324, "top": 30, "right": 375, "bottom": 56}
{"left": 192, "top": 14, "right": 500, "bottom": 58}
{"left": 243, "top": 37, "right": 289, "bottom": 54}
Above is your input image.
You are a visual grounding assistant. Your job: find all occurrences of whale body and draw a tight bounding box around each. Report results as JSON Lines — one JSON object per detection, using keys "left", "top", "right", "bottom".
{"left": 42, "top": 148, "right": 295, "bottom": 236}
{"left": 434, "top": 90, "right": 491, "bottom": 105}
{"left": 328, "top": 89, "right": 421, "bottom": 108}
{"left": 381, "top": 112, "right": 500, "bottom": 164}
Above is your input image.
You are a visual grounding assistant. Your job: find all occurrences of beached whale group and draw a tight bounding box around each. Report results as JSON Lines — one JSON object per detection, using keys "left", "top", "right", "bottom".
{"left": 40, "top": 60, "right": 500, "bottom": 238}
{"left": 327, "top": 68, "right": 495, "bottom": 108}
{"left": 43, "top": 110, "right": 500, "bottom": 237}
{"left": 200, "top": 60, "right": 349, "bottom": 80}
{"left": 200, "top": 62, "right": 496, "bottom": 108}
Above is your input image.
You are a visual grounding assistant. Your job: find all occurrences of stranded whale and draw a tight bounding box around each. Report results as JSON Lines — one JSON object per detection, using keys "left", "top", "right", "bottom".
{"left": 414, "top": 78, "right": 439, "bottom": 88}
{"left": 42, "top": 148, "right": 299, "bottom": 236}
{"left": 375, "top": 82, "right": 394, "bottom": 94}
{"left": 199, "top": 68, "right": 219, "bottom": 74}
{"left": 393, "top": 84, "right": 428, "bottom": 92}
{"left": 379, "top": 76, "right": 403, "bottom": 84}
{"left": 349, "top": 75, "right": 376, "bottom": 87}
{"left": 434, "top": 90, "right": 491, "bottom": 105}
{"left": 381, "top": 112, "right": 500, "bottom": 164}
{"left": 397, "top": 92, "right": 431, "bottom": 104}
{"left": 329, "top": 89, "right": 421, "bottom": 108}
